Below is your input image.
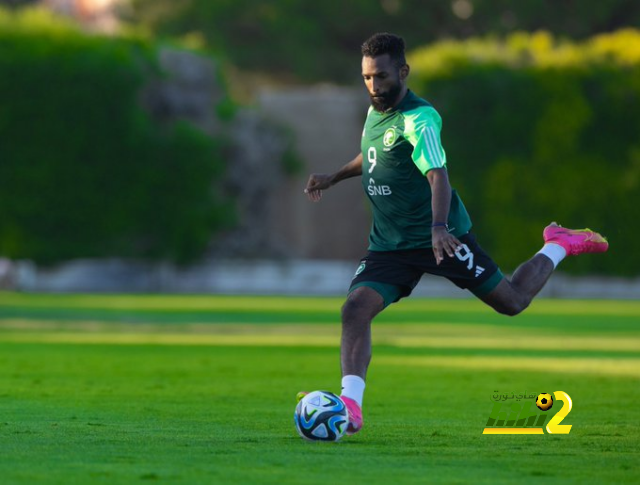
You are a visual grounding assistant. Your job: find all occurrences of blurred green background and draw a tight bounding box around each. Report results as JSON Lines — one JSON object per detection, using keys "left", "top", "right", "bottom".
{"left": 0, "top": 0, "right": 638, "bottom": 276}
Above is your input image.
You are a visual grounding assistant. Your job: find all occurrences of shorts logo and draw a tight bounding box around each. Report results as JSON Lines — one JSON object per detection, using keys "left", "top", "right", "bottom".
{"left": 455, "top": 244, "right": 485, "bottom": 278}
{"left": 353, "top": 262, "right": 366, "bottom": 278}
{"left": 455, "top": 244, "right": 474, "bottom": 270}
{"left": 383, "top": 128, "right": 396, "bottom": 147}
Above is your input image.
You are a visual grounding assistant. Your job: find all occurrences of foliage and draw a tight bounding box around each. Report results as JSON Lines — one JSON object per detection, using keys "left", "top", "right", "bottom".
{"left": 408, "top": 30, "right": 640, "bottom": 275}
{"left": 0, "top": 8, "right": 233, "bottom": 264}
{"left": 127, "top": 0, "right": 640, "bottom": 83}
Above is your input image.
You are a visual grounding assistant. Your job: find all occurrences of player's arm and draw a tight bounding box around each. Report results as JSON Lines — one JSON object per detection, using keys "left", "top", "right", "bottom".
{"left": 427, "top": 168, "right": 462, "bottom": 265}
{"left": 405, "top": 107, "right": 462, "bottom": 264}
{"left": 304, "top": 153, "right": 363, "bottom": 202}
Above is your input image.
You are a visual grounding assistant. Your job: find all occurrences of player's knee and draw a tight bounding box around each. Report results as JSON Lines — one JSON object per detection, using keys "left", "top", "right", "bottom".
{"left": 342, "top": 288, "right": 382, "bottom": 323}
{"left": 483, "top": 280, "right": 531, "bottom": 316}
{"left": 495, "top": 297, "right": 529, "bottom": 317}
{"left": 341, "top": 297, "right": 368, "bottom": 324}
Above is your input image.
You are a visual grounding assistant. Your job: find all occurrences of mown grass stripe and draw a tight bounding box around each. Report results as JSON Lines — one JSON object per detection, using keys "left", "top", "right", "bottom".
{"left": 377, "top": 355, "right": 640, "bottom": 377}
{"left": 2, "top": 293, "right": 640, "bottom": 316}
{"left": 1, "top": 329, "right": 638, "bottom": 353}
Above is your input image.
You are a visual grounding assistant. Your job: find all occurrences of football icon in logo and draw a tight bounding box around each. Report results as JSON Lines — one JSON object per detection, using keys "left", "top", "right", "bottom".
{"left": 536, "top": 393, "right": 554, "bottom": 411}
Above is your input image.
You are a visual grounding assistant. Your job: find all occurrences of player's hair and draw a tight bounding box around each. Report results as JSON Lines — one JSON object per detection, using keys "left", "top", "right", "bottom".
{"left": 361, "top": 33, "right": 406, "bottom": 67}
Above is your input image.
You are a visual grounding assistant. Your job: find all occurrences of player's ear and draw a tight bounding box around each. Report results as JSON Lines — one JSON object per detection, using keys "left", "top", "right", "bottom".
{"left": 400, "top": 64, "right": 410, "bottom": 80}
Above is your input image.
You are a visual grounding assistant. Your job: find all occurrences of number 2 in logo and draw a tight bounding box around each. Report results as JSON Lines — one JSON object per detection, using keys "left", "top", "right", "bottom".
{"left": 546, "top": 391, "right": 573, "bottom": 434}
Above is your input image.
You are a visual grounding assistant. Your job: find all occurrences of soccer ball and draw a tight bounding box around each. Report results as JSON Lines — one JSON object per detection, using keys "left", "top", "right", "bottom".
{"left": 536, "top": 393, "right": 554, "bottom": 411}
{"left": 294, "top": 391, "right": 348, "bottom": 442}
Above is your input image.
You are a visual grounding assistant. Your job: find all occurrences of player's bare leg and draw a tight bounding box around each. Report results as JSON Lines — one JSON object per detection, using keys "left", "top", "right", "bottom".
{"left": 481, "top": 222, "right": 608, "bottom": 316}
{"left": 340, "top": 286, "right": 384, "bottom": 378}
{"left": 339, "top": 286, "right": 384, "bottom": 434}
{"left": 481, "top": 254, "right": 553, "bottom": 316}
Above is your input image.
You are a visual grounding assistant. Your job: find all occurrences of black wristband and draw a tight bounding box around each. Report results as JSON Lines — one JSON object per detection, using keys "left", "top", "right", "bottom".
{"left": 432, "top": 223, "right": 449, "bottom": 231}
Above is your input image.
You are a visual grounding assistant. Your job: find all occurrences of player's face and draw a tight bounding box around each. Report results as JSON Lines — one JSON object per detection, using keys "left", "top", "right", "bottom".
{"left": 362, "top": 54, "right": 407, "bottom": 112}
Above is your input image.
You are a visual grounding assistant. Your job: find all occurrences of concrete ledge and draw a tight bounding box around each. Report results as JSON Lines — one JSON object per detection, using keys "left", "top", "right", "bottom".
{"left": 4, "top": 258, "right": 639, "bottom": 299}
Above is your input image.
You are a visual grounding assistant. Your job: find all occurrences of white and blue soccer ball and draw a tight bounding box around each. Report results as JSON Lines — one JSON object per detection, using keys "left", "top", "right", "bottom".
{"left": 294, "top": 391, "right": 348, "bottom": 442}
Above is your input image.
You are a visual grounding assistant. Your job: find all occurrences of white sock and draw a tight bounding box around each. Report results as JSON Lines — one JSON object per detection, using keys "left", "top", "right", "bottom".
{"left": 537, "top": 243, "right": 567, "bottom": 269}
{"left": 341, "top": 375, "right": 365, "bottom": 407}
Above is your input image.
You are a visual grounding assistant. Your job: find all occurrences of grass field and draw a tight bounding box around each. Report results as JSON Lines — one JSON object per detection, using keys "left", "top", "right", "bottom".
{"left": 0, "top": 293, "right": 639, "bottom": 484}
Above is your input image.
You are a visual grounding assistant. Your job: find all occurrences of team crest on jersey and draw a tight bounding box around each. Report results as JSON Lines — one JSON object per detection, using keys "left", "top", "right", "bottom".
{"left": 383, "top": 128, "right": 396, "bottom": 147}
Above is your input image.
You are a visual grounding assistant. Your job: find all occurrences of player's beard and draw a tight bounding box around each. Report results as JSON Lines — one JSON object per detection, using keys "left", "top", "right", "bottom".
{"left": 370, "top": 81, "right": 402, "bottom": 112}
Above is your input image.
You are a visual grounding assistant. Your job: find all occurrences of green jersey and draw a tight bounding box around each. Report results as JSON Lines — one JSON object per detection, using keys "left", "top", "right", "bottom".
{"left": 361, "top": 90, "right": 472, "bottom": 251}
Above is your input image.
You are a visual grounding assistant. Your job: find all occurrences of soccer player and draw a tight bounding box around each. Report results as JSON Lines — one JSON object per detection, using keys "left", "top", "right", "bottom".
{"left": 301, "top": 33, "right": 609, "bottom": 435}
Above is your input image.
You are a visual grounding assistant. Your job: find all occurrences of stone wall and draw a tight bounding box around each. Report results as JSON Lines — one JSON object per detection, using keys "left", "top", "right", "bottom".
{"left": 259, "top": 85, "right": 373, "bottom": 260}
{"left": 142, "top": 48, "right": 298, "bottom": 259}
{"left": 142, "top": 51, "right": 375, "bottom": 261}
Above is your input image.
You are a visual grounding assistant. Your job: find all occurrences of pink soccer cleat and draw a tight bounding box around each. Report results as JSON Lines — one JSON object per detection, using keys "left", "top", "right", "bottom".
{"left": 340, "top": 395, "right": 363, "bottom": 435}
{"left": 543, "top": 222, "right": 609, "bottom": 256}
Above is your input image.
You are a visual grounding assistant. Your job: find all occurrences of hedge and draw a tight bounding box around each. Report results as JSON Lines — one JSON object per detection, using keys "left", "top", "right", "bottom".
{"left": 409, "top": 31, "right": 640, "bottom": 276}
{"left": 0, "top": 8, "right": 233, "bottom": 265}
{"left": 129, "top": 0, "right": 640, "bottom": 83}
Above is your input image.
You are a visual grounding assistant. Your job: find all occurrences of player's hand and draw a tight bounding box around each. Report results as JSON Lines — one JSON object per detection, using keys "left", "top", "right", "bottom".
{"left": 304, "top": 173, "right": 333, "bottom": 202}
{"left": 432, "top": 226, "right": 462, "bottom": 265}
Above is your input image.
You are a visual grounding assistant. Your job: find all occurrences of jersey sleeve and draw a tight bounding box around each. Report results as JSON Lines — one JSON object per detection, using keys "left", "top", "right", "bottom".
{"left": 403, "top": 107, "right": 447, "bottom": 175}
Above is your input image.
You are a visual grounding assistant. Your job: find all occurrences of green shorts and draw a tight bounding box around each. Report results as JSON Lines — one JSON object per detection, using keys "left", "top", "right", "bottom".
{"left": 348, "top": 233, "right": 504, "bottom": 307}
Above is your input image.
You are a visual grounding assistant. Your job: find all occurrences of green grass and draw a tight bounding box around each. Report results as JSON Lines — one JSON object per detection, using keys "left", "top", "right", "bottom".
{"left": 0, "top": 293, "right": 639, "bottom": 484}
